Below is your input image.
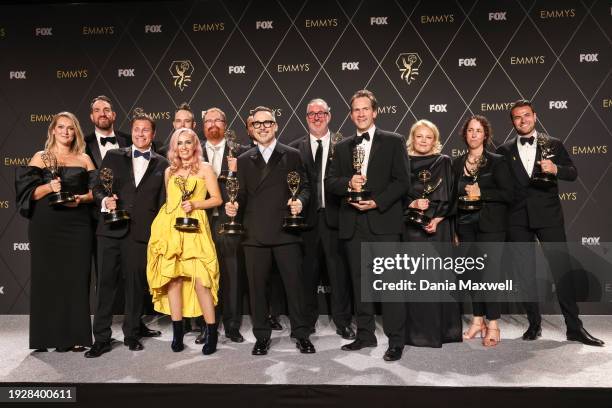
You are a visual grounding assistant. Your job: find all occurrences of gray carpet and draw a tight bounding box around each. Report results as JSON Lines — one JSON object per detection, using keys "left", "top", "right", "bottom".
{"left": 1, "top": 315, "right": 611, "bottom": 387}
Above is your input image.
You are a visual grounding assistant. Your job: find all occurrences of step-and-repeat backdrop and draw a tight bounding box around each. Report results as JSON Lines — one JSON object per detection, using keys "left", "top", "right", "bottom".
{"left": 0, "top": 0, "right": 610, "bottom": 313}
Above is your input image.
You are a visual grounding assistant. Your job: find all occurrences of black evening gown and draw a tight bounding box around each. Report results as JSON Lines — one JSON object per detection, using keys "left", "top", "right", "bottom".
{"left": 402, "top": 154, "right": 462, "bottom": 347}
{"left": 16, "top": 166, "right": 94, "bottom": 349}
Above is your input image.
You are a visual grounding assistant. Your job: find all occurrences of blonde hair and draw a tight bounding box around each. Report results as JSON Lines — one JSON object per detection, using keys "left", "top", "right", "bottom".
{"left": 45, "top": 111, "right": 85, "bottom": 154}
{"left": 167, "top": 128, "right": 203, "bottom": 175}
{"left": 406, "top": 119, "right": 442, "bottom": 155}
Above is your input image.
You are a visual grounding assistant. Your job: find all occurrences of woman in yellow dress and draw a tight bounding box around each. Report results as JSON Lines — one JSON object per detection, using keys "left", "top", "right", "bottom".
{"left": 147, "top": 127, "right": 222, "bottom": 354}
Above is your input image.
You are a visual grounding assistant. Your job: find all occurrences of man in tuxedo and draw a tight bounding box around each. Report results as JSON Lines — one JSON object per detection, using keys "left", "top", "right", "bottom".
{"left": 85, "top": 112, "right": 169, "bottom": 358}
{"left": 289, "top": 98, "right": 354, "bottom": 340}
{"left": 85, "top": 95, "right": 131, "bottom": 168}
{"left": 225, "top": 106, "right": 315, "bottom": 355}
{"left": 199, "top": 107, "right": 248, "bottom": 344}
{"left": 326, "top": 90, "right": 411, "bottom": 361}
{"left": 157, "top": 102, "right": 197, "bottom": 157}
{"left": 496, "top": 99, "right": 603, "bottom": 347}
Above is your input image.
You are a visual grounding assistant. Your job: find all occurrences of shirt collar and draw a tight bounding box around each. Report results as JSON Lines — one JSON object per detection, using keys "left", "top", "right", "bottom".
{"left": 206, "top": 138, "right": 226, "bottom": 151}
{"left": 516, "top": 130, "right": 538, "bottom": 146}
{"left": 132, "top": 147, "right": 152, "bottom": 157}
{"left": 95, "top": 129, "right": 116, "bottom": 140}
{"left": 258, "top": 138, "right": 277, "bottom": 155}
{"left": 310, "top": 131, "right": 330, "bottom": 145}
{"left": 357, "top": 124, "right": 376, "bottom": 138}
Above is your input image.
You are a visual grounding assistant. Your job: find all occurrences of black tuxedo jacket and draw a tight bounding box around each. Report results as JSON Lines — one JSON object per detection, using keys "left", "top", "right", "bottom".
{"left": 93, "top": 147, "right": 169, "bottom": 242}
{"left": 289, "top": 134, "right": 341, "bottom": 229}
{"left": 496, "top": 134, "right": 577, "bottom": 228}
{"left": 85, "top": 130, "right": 131, "bottom": 169}
{"left": 325, "top": 128, "right": 410, "bottom": 240}
{"left": 202, "top": 142, "right": 250, "bottom": 223}
{"left": 452, "top": 150, "right": 513, "bottom": 233}
{"left": 235, "top": 142, "right": 310, "bottom": 246}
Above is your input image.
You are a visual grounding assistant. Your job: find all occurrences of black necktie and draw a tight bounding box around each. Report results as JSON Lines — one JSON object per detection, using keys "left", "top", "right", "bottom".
{"left": 133, "top": 150, "right": 150, "bottom": 160}
{"left": 315, "top": 140, "right": 323, "bottom": 209}
{"left": 100, "top": 136, "right": 117, "bottom": 146}
{"left": 355, "top": 132, "right": 370, "bottom": 145}
{"left": 520, "top": 136, "right": 534, "bottom": 145}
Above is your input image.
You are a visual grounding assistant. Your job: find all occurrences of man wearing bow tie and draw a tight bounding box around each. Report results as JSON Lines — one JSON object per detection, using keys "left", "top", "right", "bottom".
{"left": 496, "top": 99, "right": 603, "bottom": 347}
{"left": 326, "top": 90, "right": 411, "bottom": 361}
{"left": 86, "top": 112, "right": 169, "bottom": 358}
{"left": 85, "top": 95, "right": 131, "bottom": 168}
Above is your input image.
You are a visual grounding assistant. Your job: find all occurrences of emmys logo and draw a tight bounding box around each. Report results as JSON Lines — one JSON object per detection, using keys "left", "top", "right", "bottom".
{"left": 581, "top": 237, "right": 600, "bottom": 246}
{"left": 0, "top": 200, "right": 8, "bottom": 209}
{"left": 250, "top": 108, "right": 282, "bottom": 117}
{"left": 429, "top": 104, "right": 447, "bottom": 113}
{"left": 13, "top": 243, "right": 29, "bottom": 251}
{"left": 540, "top": 9, "right": 575, "bottom": 18}
{"left": 256, "top": 21, "right": 273, "bottom": 29}
{"left": 377, "top": 105, "right": 397, "bottom": 114}
{"left": 579, "top": 53, "right": 599, "bottom": 62}
{"left": 480, "top": 102, "right": 513, "bottom": 111}
{"left": 144, "top": 25, "right": 162, "bottom": 33}
{"left": 488, "top": 12, "right": 507, "bottom": 21}
{"left": 229, "top": 65, "right": 246, "bottom": 74}
{"left": 170, "top": 60, "right": 194, "bottom": 91}
{"left": 603, "top": 99, "right": 612, "bottom": 108}
{"left": 510, "top": 56, "right": 545, "bottom": 64}
{"left": 452, "top": 148, "right": 468, "bottom": 157}
{"left": 57, "top": 69, "right": 88, "bottom": 79}
{"left": 370, "top": 17, "right": 388, "bottom": 25}
{"left": 9, "top": 71, "right": 26, "bottom": 79}
{"left": 305, "top": 19, "right": 338, "bottom": 28}
{"left": 396, "top": 53, "right": 421, "bottom": 85}
{"left": 420, "top": 14, "right": 454, "bottom": 23}
{"left": 193, "top": 22, "right": 225, "bottom": 32}
{"left": 571, "top": 145, "right": 607, "bottom": 155}
{"left": 559, "top": 192, "right": 577, "bottom": 201}
{"left": 118, "top": 69, "right": 135, "bottom": 77}
{"left": 35, "top": 27, "right": 53, "bottom": 36}
{"left": 341, "top": 62, "right": 359, "bottom": 71}
{"left": 549, "top": 101, "right": 568, "bottom": 109}
{"left": 317, "top": 285, "right": 331, "bottom": 294}
{"left": 30, "top": 114, "right": 54, "bottom": 122}
{"left": 83, "top": 26, "right": 114, "bottom": 35}
{"left": 139, "top": 111, "right": 170, "bottom": 120}
{"left": 459, "top": 58, "right": 476, "bottom": 67}
{"left": 277, "top": 64, "right": 309, "bottom": 72}
{"left": 4, "top": 157, "right": 31, "bottom": 166}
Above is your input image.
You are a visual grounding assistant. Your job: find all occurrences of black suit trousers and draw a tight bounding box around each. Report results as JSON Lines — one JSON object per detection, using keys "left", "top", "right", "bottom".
{"left": 93, "top": 234, "right": 148, "bottom": 342}
{"left": 243, "top": 244, "right": 309, "bottom": 340}
{"left": 344, "top": 213, "right": 405, "bottom": 347}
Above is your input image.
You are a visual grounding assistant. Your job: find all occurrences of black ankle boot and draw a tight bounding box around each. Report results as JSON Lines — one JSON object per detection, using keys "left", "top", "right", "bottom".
{"left": 202, "top": 323, "right": 218, "bottom": 355}
{"left": 171, "top": 320, "right": 185, "bottom": 352}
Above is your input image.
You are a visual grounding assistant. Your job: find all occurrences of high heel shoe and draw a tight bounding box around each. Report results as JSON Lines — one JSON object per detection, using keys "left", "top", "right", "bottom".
{"left": 483, "top": 327, "right": 500, "bottom": 347}
{"left": 463, "top": 320, "right": 487, "bottom": 340}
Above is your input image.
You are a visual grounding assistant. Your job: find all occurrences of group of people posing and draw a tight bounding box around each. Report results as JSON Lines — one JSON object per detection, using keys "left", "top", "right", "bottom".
{"left": 16, "top": 90, "right": 604, "bottom": 364}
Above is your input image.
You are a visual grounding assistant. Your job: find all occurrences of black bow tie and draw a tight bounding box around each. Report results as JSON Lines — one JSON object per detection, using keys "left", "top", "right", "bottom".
{"left": 100, "top": 136, "right": 117, "bottom": 146}
{"left": 355, "top": 132, "right": 370, "bottom": 145}
{"left": 133, "top": 150, "right": 150, "bottom": 160}
{"left": 519, "top": 136, "right": 535, "bottom": 145}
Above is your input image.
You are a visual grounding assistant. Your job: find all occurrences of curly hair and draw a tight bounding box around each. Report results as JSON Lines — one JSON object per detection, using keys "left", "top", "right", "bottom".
{"left": 167, "top": 128, "right": 204, "bottom": 175}
{"left": 460, "top": 115, "right": 492, "bottom": 146}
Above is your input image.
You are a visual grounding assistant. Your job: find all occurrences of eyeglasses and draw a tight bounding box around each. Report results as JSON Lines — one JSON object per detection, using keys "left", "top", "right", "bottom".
{"left": 203, "top": 118, "right": 226, "bottom": 125}
{"left": 252, "top": 120, "right": 275, "bottom": 129}
{"left": 306, "top": 111, "right": 329, "bottom": 119}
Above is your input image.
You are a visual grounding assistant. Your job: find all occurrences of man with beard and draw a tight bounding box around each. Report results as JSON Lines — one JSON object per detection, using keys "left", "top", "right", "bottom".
{"left": 198, "top": 107, "right": 249, "bottom": 343}
{"left": 496, "top": 99, "right": 604, "bottom": 347}
{"left": 85, "top": 95, "right": 131, "bottom": 168}
{"left": 289, "top": 98, "right": 354, "bottom": 340}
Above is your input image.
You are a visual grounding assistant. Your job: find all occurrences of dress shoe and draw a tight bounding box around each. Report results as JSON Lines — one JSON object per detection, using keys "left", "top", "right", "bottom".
{"left": 139, "top": 323, "right": 161, "bottom": 338}
{"left": 72, "top": 346, "right": 88, "bottom": 352}
{"left": 84, "top": 341, "right": 111, "bottom": 358}
{"left": 124, "top": 338, "right": 144, "bottom": 351}
{"left": 522, "top": 324, "right": 542, "bottom": 341}
{"left": 268, "top": 315, "right": 283, "bottom": 331}
{"left": 225, "top": 329, "right": 245, "bottom": 343}
{"left": 383, "top": 346, "right": 403, "bottom": 362}
{"left": 341, "top": 339, "right": 377, "bottom": 351}
{"left": 252, "top": 338, "right": 271, "bottom": 356}
{"left": 336, "top": 326, "right": 356, "bottom": 340}
{"left": 55, "top": 347, "right": 72, "bottom": 353}
{"left": 295, "top": 338, "right": 316, "bottom": 354}
{"left": 567, "top": 327, "right": 605, "bottom": 347}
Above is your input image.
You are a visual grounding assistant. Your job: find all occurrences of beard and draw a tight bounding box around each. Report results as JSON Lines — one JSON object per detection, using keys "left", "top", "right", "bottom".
{"left": 205, "top": 126, "right": 223, "bottom": 140}
{"left": 95, "top": 117, "right": 113, "bottom": 131}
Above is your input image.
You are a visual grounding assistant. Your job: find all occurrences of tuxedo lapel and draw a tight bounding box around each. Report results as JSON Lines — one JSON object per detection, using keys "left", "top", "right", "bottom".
{"left": 258, "top": 147, "right": 284, "bottom": 190}
{"left": 124, "top": 148, "right": 137, "bottom": 188}
{"left": 137, "top": 155, "right": 158, "bottom": 189}
{"left": 302, "top": 137, "right": 314, "bottom": 169}
{"left": 89, "top": 140, "right": 103, "bottom": 168}
{"left": 368, "top": 129, "right": 383, "bottom": 170}
{"left": 508, "top": 137, "right": 531, "bottom": 184}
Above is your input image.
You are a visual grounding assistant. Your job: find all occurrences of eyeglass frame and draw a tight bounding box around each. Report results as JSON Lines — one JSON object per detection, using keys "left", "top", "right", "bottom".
{"left": 252, "top": 120, "right": 276, "bottom": 129}
{"left": 203, "top": 118, "right": 226, "bottom": 126}
{"left": 306, "top": 111, "right": 330, "bottom": 119}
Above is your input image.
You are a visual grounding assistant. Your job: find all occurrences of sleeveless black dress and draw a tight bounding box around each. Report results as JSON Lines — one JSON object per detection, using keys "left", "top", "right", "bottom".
{"left": 16, "top": 166, "right": 94, "bottom": 349}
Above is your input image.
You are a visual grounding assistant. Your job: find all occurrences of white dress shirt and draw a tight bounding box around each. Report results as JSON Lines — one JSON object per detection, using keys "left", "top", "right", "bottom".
{"left": 310, "top": 131, "right": 330, "bottom": 208}
{"left": 132, "top": 147, "right": 151, "bottom": 187}
{"left": 96, "top": 130, "right": 119, "bottom": 160}
{"left": 205, "top": 138, "right": 226, "bottom": 176}
{"left": 258, "top": 138, "right": 277, "bottom": 163}
{"left": 516, "top": 130, "right": 538, "bottom": 177}
{"left": 356, "top": 124, "right": 376, "bottom": 176}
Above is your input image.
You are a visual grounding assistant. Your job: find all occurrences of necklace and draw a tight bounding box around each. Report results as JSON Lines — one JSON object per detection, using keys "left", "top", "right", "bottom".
{"left": 466, "top": 154, "right": 482, "bottom": 165}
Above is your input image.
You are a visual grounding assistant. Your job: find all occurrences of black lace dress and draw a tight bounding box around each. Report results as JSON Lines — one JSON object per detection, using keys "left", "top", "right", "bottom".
{"left": 16, "top": 166, "right": 94, "bottom": 349}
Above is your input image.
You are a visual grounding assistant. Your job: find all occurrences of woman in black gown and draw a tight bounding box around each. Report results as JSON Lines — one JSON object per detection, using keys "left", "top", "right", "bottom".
{"left": 16, "top": 112, "right": 96, "bottom": 352}
{"left": 403, "top": 119, "right": 462, "bottom": 347}
{"left": 452, "top": 115, "right": 513, "bottom": 347}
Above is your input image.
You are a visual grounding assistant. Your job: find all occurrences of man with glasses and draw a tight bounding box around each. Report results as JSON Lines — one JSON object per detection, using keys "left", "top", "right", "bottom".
{"left": 290, "top": 98, "right": 354, "bottom": 340}
{"left": 225, "top": 106, "right": 314, "bottom": 355}
{"left": 198, "top": 107, "right": 249, "bottom": 344}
